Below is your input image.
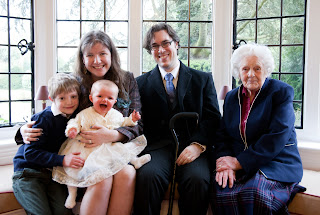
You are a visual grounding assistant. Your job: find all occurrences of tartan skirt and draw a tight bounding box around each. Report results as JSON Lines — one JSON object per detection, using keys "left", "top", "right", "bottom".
{"left": 210, "top": 171, "right": 300, "bottom": 215}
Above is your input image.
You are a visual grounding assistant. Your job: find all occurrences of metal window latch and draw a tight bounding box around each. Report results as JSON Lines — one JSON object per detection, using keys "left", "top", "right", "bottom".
{"left": 17, "top": 39, "right": 35, "bottom": 55}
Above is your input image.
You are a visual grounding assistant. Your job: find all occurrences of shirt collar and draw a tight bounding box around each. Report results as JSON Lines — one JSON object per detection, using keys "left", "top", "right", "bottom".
{"left": 159, "top": 63, "right": 180, "bottom": 80}
{"left": 51, "top": 102, "right": 68, "bottom": 118}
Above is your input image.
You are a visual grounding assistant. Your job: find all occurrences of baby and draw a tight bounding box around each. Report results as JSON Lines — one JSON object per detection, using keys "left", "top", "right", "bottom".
{"left": 53, "top": 80, "right": 150, "bottom": 208}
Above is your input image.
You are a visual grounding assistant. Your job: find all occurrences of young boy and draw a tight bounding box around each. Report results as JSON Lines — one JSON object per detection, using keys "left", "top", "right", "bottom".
{"left": 12, "top": 73, "right": 84, "bottom": 215}
{"left": 52, "top": 80, "right": 150, "bottom": 209}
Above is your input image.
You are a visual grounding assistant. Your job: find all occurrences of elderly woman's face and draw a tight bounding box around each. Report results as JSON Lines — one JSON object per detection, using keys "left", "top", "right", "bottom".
{"left": 239, "top": 55, "right": 267, "bottom": 94}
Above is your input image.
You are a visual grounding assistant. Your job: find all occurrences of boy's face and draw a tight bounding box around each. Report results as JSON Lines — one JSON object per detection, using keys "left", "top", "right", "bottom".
{"left": 50, "top": 90, "right": 79, "bottom": 116}
{"left": 89, "top": 85, "right": 118, "bottom": 116}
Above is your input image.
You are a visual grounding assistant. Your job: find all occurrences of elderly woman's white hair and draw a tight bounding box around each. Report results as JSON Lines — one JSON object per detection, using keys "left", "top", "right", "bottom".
{"left": 231, "top": 43, "right": 275, "bottom": 79}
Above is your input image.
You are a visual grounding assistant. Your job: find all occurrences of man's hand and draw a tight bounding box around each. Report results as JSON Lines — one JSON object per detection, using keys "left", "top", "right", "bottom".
{"left": 176, "top": 144, "right": 202, "bottom": 166}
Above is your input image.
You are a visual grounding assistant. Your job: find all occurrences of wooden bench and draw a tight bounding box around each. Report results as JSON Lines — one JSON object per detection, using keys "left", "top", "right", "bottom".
{"left": 1, "top": 163, "right": 320, "bottom": 215}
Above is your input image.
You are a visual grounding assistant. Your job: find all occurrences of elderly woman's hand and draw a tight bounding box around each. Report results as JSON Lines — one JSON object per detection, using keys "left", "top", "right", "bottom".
{"left": 216, "top": 156, "right": 242, "bottom": 172}
{"left": 21, "top": 121, "right": 43, "bottom": 144}
{"left": 216, "top": 169, "right": 236, "bottom": 188}
{"left": 80, "top": 124, "right": 126, "bottom": 148}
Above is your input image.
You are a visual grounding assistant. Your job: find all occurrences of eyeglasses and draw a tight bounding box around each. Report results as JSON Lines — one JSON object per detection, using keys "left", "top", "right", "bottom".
{"left": 151, "top": 40, "right": 174, "bottom": 51}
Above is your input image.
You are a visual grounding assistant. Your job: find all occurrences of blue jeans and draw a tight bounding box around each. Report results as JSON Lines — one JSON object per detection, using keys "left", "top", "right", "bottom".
{"left": 12, "top": 168, "right": 72, "bottom": 215}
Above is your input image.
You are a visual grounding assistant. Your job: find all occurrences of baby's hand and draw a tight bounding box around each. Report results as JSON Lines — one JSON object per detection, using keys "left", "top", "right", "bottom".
{"left": 132, "top": 110, "right": 141, "bottom": 122}
{"left": 68, "top": 128, "right": 78, "bottom": 139}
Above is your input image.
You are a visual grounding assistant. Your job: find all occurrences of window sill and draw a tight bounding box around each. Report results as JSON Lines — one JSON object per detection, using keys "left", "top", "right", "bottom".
{"left": 297, "top": 139, "right": 320, "bottom": 171}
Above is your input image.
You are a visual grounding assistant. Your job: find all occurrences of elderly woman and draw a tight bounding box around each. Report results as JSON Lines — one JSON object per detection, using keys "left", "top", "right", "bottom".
{"left": 211, "top": 43, "right": 304, "bottom": 214}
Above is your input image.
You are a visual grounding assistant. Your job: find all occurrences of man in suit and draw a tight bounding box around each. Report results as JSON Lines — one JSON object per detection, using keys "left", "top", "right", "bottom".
{"left": 133, "top": 23, "right": 221, "bottom": 215}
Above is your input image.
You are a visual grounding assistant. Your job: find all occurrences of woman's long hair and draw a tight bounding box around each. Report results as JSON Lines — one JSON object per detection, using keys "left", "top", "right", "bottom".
{"left": 74, "top": 30, "right": 128, "bottom": 109}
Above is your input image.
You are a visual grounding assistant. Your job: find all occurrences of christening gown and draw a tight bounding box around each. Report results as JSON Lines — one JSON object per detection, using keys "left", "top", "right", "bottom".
{"left": 52, "top": 106, "right": 147, "bottom": 187}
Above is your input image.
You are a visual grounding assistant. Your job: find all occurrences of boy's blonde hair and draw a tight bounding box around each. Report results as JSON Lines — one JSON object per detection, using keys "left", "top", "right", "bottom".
{"left": 90, "top": 80, "right": 119, "bottom": 96}
{"left": 48, "top": 73, "right": 81, "bottom": 99}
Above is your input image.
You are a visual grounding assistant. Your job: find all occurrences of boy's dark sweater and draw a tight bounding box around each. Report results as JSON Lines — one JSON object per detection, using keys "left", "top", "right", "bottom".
{"left": 13, "top": 106, "right": 68, "bottom": 172}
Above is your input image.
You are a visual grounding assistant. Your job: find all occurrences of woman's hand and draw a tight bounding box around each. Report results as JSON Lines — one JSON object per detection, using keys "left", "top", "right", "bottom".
{"left": 176, "top": 144, "right": 202, "bottom": 166}
{"left": 63, "top": 152, "right": 85, "bottom": 168}
{"left": 21, "top": 121, "right": 43, "bottom": 144}
{"left": 216, "top": 156, "right": 242, "bottom": 172}
{"left": 215, "top": 169, "right": 236, "bottom": 188}
{"left": 80, "top": 124, "right": 126, "bottom": 148}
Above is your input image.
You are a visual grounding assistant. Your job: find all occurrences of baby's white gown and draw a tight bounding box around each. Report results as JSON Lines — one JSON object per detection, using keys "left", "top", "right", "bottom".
{"left": 52, "top": 107, "right": 147, "bottom": 187}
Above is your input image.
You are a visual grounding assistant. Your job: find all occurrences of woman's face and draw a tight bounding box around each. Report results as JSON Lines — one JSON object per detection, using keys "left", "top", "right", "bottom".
{"left": 239, "top": 55, "right": 267, "bottom": 94}
{"left": 82, "top": 43, "right": 112, "bottom": 81}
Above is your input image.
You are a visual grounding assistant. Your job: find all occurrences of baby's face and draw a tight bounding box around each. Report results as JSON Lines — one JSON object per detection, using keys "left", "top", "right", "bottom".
{"left": 89, "top": 85, "right": 117, "bottom": 116}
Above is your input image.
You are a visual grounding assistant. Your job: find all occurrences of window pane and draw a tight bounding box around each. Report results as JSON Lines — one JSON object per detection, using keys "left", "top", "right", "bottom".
{"left": 271, "top": 73, "right": 279, "bottom": 80}
{"left": 293, "top": 102, "right": 302, "bottom": 127}
{"left": 190, "top": 0, "right": 212, "bottom": 21}
{"left": 0, "top": 0, "right": 7, "bottom": 16}
{"left": 57, "top": 48, "right": 77, "bottom": 73}
{"left": 0, "top": 17, "right": 8, "bottom": 44}
{"left": 143, "top": 0, "right": 165, "bottom": 20}
{"left": 82, "top": 0, "right": 104, "bottom": 20}
{"left": 280, "top": 74, "right": 302, "bottom": 100}
{"left": 167, "top": 0, "right": 188, "bottom": 21}
{"left": 268, "top": 46, "right": 280, "bottom": 73}
{"left": 11, "top": 101, "right": 32, "bottom": 124}
{"left": 190, "top": 48, "right": 211, "bottom": 73}
{"left": 258, "top": 0, "right": 281, "bottom": 18}
{"left": 106, "top": 0, "right": 128, "bottom": 20}
{"left": 281, "top": 46, "right": 303, "bottom": 73}
{"left": 0, "top": 74, "right": 8, "bottom": 100}
{"left": 190, "top": 23, "right": 212, "bottom": 47}
{"left": 282, "top": 17, "right": 304, "bottom": 44}
{"left": 0, "top": 102, "right": 9, "bottom": 126}
{"left": 168, "top": 22, "right": 188, "bottom": 47}
{"left": 10, "top": 46, "right": 31, "bottom": 73}
{"left": 236, "top": 0, "right": 256, "bottom": 19}
{"left": 117, "top": 47, "right": 128, "bottom": 71}
{"left": 0, "top": 46, "right": 8, "bottom": 73}
{"left": 236, "top": 20, "right": 255, "bottom": 43}
{"left": 106, "top": 22, "right": 128, "bottom": 46}
{"left": 178, "top": 48, "right": 188, "bottom": 63}
{"left": 57, "top": 0, "right": 79, "bottom": 20}
{"left": 11, "top": 74, "right": 32, "bottom": 100}
{"left": 10, "top": 18, "right": 31, "bottom": 45}
{"left": 57, "top": 21, "right": 80, "bottom": 46}
{"left": 142, "top": 49, "right": 155, "bottom": 73}
{"left": 9, "top": 0, "right": 31, "bottom": 18}
{"left": 82, "top": 21, "right": 104, "bottom": 35}
{"left": 257, "top": 19, "right": 280, "bottom": 45}
{"left": 283, "top": 0, "right": 305, "bottom": 16}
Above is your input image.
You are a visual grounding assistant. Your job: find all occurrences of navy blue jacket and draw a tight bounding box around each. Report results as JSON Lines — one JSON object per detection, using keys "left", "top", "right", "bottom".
{"left": 13, "top": 107, "right": 67, "bottom": 172}
{"left": 216, "top": 78, "right": 303, "bottom": 183}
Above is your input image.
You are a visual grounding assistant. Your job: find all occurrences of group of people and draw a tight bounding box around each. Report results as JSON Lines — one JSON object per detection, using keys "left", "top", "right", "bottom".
{"left": 12, "top": 23, "right": 303, "bottom": 215}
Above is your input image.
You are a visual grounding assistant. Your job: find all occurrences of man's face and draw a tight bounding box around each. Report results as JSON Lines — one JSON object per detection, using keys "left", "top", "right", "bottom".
{"left": 151, "top": 30, "right": 179, "bottom": 72}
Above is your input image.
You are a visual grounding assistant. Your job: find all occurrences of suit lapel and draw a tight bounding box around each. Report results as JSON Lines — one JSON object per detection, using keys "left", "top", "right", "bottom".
{"left": 149, "top": 66, "right": 168, "bottom": 105}
{"left": 176, "top": 63, "right": 192, "bottom": 111}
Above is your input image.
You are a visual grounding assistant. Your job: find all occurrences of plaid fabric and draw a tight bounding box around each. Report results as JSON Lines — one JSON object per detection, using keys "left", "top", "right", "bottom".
{"left": 210, "top": 172, "right": 300, "bottom": 215}
{"left": 115, "top": 72, "right": 143, "bottom": 142}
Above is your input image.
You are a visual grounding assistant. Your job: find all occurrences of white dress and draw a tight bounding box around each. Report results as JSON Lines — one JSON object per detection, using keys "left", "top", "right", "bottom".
{"left": 52, "top": 107, "right": 147, "bottom": 187}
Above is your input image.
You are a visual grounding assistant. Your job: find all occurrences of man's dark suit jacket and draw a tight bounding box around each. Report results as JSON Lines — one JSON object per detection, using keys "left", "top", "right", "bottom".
{"left": 136, "top": 61, "right": 221, "bottom": 152}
